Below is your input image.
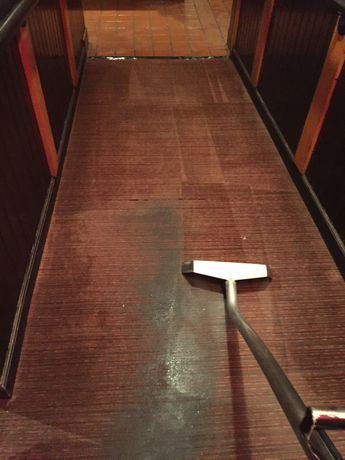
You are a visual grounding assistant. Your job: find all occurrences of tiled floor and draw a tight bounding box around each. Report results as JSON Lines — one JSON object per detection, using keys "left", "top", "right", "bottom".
{"left": 83, "top": 0, "right": 232, "bottom": 57}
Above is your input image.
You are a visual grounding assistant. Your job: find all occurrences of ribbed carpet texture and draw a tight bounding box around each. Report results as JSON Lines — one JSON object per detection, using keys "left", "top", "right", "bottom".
{"left": 0, "top": 60, "right": 344, "bottom": 458}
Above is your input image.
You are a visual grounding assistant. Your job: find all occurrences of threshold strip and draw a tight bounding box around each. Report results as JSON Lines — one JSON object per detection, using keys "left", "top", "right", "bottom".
{"left": 88, "top": 55, "right": 229, "bottom": 61}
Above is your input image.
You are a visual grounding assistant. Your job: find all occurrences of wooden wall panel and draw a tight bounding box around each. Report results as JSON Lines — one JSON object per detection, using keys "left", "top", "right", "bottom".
{"left": 251, "top": 0, "right": 275, "bottom": 86}
{"left": 28, "top": 0, "right": 73, "bottom": 149}
{"left": 0, "top": 1, "right": 14, "bottom": 18}
{"left": 18, "top": 24, "right": 58, "bottom": 177}
{"left": 66, "top": 0, "right": 85, "bottom": 67}
{"left": 258, "top": 0, "right": 337, "bottom": 152}
{"left": 307, "top": 63, "right": 345, "bottom": 243}
{"left": 0, "top": 38, "right": 50, "bottom": 372}
{"left": 234, "top": 0, "right": 265, "bottom": 73}
{"left": 294, "top": 23, "right": 345, "bottom": 174}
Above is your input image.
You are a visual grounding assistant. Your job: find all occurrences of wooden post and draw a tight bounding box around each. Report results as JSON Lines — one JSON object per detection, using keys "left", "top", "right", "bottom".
{"left": 227, "top": 0, "right": 242, "bottom": 54}
{"left": 251, "top": 0, "right": 275, "bottom": 86}
{"left": 18, "top": 24, "right": 58, "bottom": 177}
{"left": 294, "top": 20, "right": 345, "bottom": 174}
{"left": 59, "top": 0, "right": 78, "bottom": 87}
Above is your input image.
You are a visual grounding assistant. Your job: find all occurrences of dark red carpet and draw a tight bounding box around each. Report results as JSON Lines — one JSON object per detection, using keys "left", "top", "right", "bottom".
{"left": 0, "top": 60, "right": 344, "bottom": 459}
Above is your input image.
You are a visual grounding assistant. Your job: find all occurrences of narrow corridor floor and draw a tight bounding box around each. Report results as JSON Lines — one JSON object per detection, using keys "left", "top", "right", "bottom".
{"left": 83, "top": 0, "right": 231, "bottom": 56}
{"left": 1, "top": 60, "right": 344, "bottom": 458}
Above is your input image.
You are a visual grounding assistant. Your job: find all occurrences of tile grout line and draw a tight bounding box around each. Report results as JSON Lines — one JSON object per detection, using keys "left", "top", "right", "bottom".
{"left": 190, "top": 0, "right": 211, "bottom": 56}
{"left": 86, "top": 0, "right": 231, "bottom": 57}
{"left": 207, "top": 0, "right": 229, "bottom": 44}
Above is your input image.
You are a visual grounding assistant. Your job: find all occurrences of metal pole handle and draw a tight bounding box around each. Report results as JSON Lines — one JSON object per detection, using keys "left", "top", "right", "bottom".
{"left": 224, "top": 279, "right": 343, "bottom": 460}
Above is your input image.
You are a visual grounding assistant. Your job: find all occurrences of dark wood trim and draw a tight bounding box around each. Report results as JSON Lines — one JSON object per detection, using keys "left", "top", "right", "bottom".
{"left": 232, "top": 49, "right": 345, "bottom": 279}
{"left": 251, "top": 0, "right": 275, "bottom": 87}
{"left": 59, "top": 0, "right": 78, "bottom": 87}
{"left": 0, "top": 41, "right": 87, "bottom": 398}
{"left": 294, "top": 19, "right": 345, "bottom": 173}
{"left": 57, "top": 41, "right": 86, "bottom": 159}
{"left": 18, "top": 23, "right": 58, "bottom": 177}
{"left": 227, "top": 0, "right": 242, "bottom": 53}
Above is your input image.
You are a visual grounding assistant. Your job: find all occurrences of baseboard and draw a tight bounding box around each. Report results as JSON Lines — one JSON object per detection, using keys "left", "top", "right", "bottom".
{"left": 231, "top": 49, "right": 345, "bottom": 279}
{"left": 0, "top": 41, "right": 88, "bottom": 398}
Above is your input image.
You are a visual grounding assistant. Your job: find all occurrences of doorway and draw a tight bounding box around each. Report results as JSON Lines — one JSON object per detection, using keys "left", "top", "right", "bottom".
{"left": 83, "top": 0, "right": 232, "bottom": 57}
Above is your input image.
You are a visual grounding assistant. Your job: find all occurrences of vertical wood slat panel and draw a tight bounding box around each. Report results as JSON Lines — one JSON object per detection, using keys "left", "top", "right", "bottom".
{"left": 59, "top": 0, "right": 78, "bottom": 87}
{"left": 66, "top": 0, "right": 85, "bottom": 67}
{"left": 294, "top": 21, "right": 345, "bottom": 173}
{"left": 233, "top": 0, "right": 265, "bottom": 74}
{"left": 28, "top": 0, "right": 73, "bottom": 149}
{"left": 227, "top": 0, "right": 242, "bottom": 53}
{"left": 0, "top": 38, "right": 50, "bottom": 375}
{"left": 306, "top": 62, "right": 345, "bottom": 244}
{"left": 257, "top": 0, "right": 337, "bottom": 153}
{"left": 18, "top": 24, "right": 58, "bottom": 177}
{"left": 251, "top": 0, "right": 275, "bottom": 86}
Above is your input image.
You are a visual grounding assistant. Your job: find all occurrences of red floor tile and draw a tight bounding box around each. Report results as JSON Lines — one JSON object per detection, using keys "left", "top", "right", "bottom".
{"left": 83, "top": 0, "right": 232, "bottom": 56}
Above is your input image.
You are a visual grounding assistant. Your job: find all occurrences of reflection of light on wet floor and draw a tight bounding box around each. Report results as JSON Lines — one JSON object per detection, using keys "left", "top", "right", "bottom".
{"left": 166, "top": 331, "right": 204, "bottom": 397}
